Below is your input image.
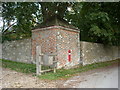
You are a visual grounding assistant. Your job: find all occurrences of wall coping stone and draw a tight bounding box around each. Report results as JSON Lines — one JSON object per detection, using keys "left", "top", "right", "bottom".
{"left": 32, "top": 26, "right": 80, "bottom": 33}
{"left": 3, "top": 38, "right": 31, "bottom": 43}
{"left": 80, "top": 41, "right": 119, "bottom": 47}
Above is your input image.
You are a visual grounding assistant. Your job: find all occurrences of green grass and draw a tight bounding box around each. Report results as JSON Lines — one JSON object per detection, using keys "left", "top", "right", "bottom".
{"left": 1, "top": 59, "right": 119, "bottom": 80}
{"left": 1, "top": 59, "right": 51, "bottom": 74}
{"left": 1, "top": 59, "right": 36, "bottom": 74}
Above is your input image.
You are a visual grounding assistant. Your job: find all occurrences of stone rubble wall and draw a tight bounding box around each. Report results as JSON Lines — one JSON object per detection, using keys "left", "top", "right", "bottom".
{"left": 118, "top": 46, "right": 120, "bottom": 58}
{"left": 80, "top": 41, "right": 120, "bottom": 65}
{"left": 1, "top": 37, "right": 120, "bottom": 67}
{"left": 2, "top": 38, "right": 32, "bottom": 63}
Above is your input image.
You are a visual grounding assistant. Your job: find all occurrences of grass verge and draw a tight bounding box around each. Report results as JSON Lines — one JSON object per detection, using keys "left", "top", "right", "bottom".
{"left": 39, "top": 59, "right": 119, "bottom": 80}
{"left": 1, "top": 59, "right": 36, "bottom": 73}
{"left": 1, "top": 59, "right": 51, "bottom": 74}
{"left": 1, "top": 59, "right": 119, "bottom": 80}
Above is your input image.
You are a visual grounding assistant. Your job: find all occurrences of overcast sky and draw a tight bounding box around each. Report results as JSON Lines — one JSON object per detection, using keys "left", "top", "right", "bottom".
{"left": 0, "top": 17, "right": 3, "bottom": 27}
{"left": 0, "top": 17, "right": 3, "bottom": 33}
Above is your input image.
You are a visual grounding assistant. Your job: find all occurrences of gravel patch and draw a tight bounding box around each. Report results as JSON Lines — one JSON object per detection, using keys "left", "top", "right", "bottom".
{"left": 1, "top": 67, "right": 62, "bottom": 88}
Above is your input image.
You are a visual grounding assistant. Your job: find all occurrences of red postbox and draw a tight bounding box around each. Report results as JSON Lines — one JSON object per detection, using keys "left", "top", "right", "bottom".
{"left": 68, "top": 50, "right": 71, "bottom": 62}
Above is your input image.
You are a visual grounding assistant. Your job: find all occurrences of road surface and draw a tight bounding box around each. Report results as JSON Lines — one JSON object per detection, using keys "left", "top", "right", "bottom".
{"left": 62, "top": 63, "right": 118, "bottom": 88}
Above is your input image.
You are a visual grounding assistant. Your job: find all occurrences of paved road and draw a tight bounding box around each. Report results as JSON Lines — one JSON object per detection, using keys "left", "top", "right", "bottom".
{"left": 63, "top": 63, "right": 118, "bottom": 88}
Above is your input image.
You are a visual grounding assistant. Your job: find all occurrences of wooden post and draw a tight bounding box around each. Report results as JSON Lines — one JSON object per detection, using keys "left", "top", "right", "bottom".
{"left": 36, "top": 46, "right": 41, "bottom": 75}
{"left": 53, "top": 56, "right": 57, "bottom": 73}
{"left": 53, "top": 67, "right": 56, "bottom": 73}
{"left": 36, "top": 47, "right": 57, "bottom": 75}
{"left": 39, "top": 55, "right": 42, "bottom": 75}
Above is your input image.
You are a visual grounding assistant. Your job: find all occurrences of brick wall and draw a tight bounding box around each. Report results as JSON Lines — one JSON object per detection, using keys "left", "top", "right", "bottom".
{"left": 56, "top": 28, "right": 80, "bottom": 68}
{"left": 32, "top": 27, "right": 57, "bottom": 64}
{"left": 32, "top": 26, "right": 80, "bottom": 68}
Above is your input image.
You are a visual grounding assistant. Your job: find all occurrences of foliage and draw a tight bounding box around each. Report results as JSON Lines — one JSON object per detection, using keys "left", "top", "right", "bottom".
{"left": 2, "top": 2, "right": 41, "bottom": 42}
{"left": 1, "top": 2, "right": 120, "bottom": 45}
{"left": 65, "top": 2, "right": 120, "bottom": 45}
{"left": 1, "top": 2, "right": 71, "bottom": 42}
{"left": 39, "top": 2, "right": 71, "bottom": 21}
{"left": 1, "top": 59, "right": 119, "bottom": 80}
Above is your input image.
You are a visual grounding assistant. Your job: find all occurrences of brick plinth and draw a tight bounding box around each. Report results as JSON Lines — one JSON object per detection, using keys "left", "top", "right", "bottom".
{"left": 32, "top": 26, "right": 80, "bottom": 68}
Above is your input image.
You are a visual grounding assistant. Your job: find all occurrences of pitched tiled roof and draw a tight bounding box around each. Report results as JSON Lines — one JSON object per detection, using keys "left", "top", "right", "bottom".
{"left": 32, "top": 15, "right": 79, "bottom": 30}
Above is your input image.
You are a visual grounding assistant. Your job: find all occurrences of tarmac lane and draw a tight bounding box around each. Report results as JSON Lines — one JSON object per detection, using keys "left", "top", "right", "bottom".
{"left": 63, "top": 63, "right": 118, "bottom": 88}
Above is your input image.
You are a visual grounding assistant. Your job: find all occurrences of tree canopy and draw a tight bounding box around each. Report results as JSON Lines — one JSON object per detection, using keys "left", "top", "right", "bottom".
{"left": 1, "top": 2, "right": 120, "bottom": 45}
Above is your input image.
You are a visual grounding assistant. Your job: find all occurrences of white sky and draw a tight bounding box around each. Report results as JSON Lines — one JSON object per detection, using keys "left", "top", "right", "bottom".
{"left": 0, "top": 17, "right": 3, "bottom": 27}
{"left": 0, "top": 17, "right": 3, "bottom": 33}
